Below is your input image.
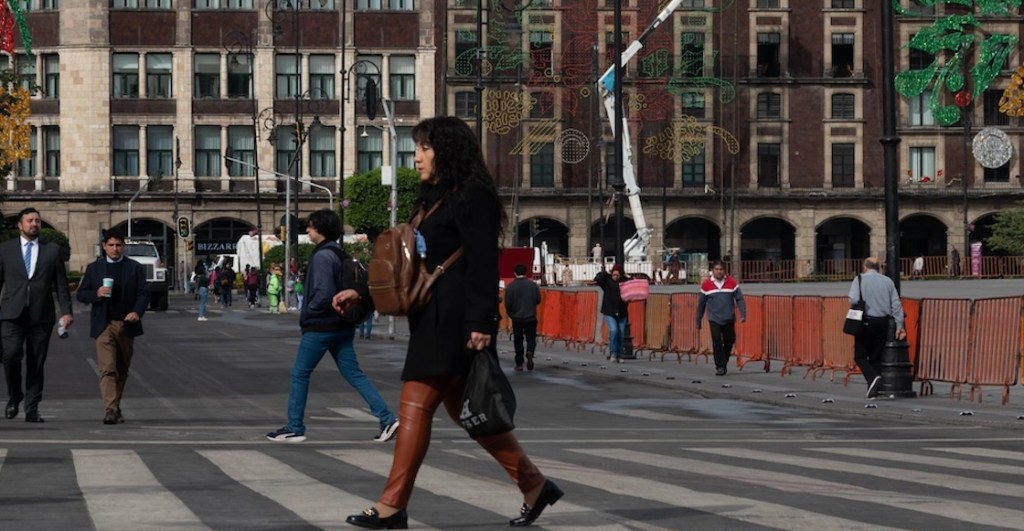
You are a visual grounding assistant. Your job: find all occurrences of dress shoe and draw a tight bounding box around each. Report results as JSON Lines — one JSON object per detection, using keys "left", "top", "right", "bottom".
{"left": 5, "top": 400, "right": 19, "bottom": 419}
{"left": 103, "top": 411, "right": 118, "bottom": 425}
{"left": 510, "top": 479, "right": 563, "bottom": 527}
{"left": 526, "top": 352, "right": 535, "bottom": 371}
{"left": 345, "top": 507, "right": 408, "bottom": 529}
{"left": 24, "top": 412, "right": 44, "bottom": 423}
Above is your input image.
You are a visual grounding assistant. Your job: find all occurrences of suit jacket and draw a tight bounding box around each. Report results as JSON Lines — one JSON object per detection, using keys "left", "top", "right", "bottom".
{"left": 0, "top": 237, "right": 72, "bottom": 324}
{"left": 76, "top": 256, "right": 149, "bottom": 338}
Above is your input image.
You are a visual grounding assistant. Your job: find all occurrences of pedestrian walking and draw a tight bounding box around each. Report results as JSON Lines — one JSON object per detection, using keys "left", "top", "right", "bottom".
{"left": 912, "top": 256, "right": 924, "bottom": 280}
{"left": 594, "top": 264, "right": 629, "bottom": 363}
{"left": 219, "top": 263, "right": 235, "bottom": 307}
{"left": 343, "top": 116, "right": 561, "bottom": 530}
{"left": 949, "top": 245, "right": 961, "bottom": 277}
{"left": 591, "top": 242, "right": 602, "bottom": 263}
{"left": 695, "top": 260, "right": 747, "bottom": 376}
{"left": 76, "top": 228, "right": 149, "bottom": 424}
{"left": 267, "top": 266, "right": 283, "bottom": 314}
{"left": 195, "top": 261, "right": 210, "bottom": 321}
{"left": 849, "top": 257, "right": 907, "bottom": 398}
{"left": 358, "top": 311, "right": 375, "bottom": 339}
{"left": 244, "top": 265, "right": 260, "bottom": 308}
{"left": 504, "top": 263, "right": 541, "bottom": 371}
{"left": 0, "top": 207, "right": 74, "bottom": 423}
{"left": 266, "top": 209, "right": 398, "bottom": 444}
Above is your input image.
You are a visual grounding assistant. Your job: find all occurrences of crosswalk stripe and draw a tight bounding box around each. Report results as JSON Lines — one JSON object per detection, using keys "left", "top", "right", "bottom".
{"left": 323, "top": 449, "right": 645, "bottom": 530}
{"left": 72, "top": 449, "right": 210, "bottom": 531}
{"left": 523, "top": 455, "right": 902, "bottom": 531}
{"left": 325, "top": 406, "right": 379, "bottom": 421}
{"left": 812, "top": 447, "right": 1024, "bottom": 476}
{"left": 576, "top": 448, "right": 1024, "bottom": 529}
{"left": 930, "top": 447, "right": 1024, "bottom": 461}
{"left": 199, "top": 449, "right": 436, "bottom": 530}
{"left": 690, "top": 447, "right": 1024, "bottom": 498}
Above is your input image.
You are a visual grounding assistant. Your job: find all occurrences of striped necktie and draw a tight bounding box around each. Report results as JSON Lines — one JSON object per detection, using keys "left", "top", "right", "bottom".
{"left": 23, "top": 241, "right": 32, "bottom": 276}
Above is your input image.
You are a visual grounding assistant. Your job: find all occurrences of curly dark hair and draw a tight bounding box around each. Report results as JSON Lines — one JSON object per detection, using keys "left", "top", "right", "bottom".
{"left": 412, "top": 116, "right": 507, "bottom": 240}
{"left": 307, "top": 208, "right": 343, "bottom": 242}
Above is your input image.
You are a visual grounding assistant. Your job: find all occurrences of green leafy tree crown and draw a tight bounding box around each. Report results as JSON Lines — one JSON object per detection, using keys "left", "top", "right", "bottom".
{"left": 344, "top": 167, "right": 420, "bottom": 235}
{"left": 986, "top": 202, "right": 1024, "bottom": 254}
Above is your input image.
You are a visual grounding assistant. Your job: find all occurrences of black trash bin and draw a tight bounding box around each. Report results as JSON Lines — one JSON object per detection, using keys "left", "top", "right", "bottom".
{"left": 878, "top": 319, "right": 917, "bottom": 398}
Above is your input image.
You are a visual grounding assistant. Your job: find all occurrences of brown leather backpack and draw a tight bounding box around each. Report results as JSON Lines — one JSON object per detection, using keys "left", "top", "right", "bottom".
{"left": 367, "top": 199, "right": 463, "bottom": 316}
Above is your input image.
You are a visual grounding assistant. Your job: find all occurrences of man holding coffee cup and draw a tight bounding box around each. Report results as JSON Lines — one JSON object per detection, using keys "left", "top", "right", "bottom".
{"left": 77, "top": 228, "right": 149, "bottom": 424}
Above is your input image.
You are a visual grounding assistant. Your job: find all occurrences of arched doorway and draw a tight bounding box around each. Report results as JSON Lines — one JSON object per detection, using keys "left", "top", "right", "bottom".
{"left": 663, "top": 217, "right": 722, "bottom": 259}
{"left": 739, "top": 217, "right": 796, "bottom": 281}
{"left": 973, "top": 213, "right": 1003, "bottom": 256}
{"left": 899, "top": 214, "right": 947, "bottom": 257}
{"left": 589, "top": 217, "right": 638, "bottom": 260}
{"left": 516, "top": 217, "right": 569, "bottom": 257}
{"left": 816, "top": 217, "right": 871, "bottom": 276}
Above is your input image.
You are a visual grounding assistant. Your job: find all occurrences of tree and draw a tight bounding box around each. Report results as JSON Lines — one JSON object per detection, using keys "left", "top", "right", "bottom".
{"left": 344, "top": 167, "right": 419, "bottom": 237}
{"left": 986, "top": 202, "right": 1024, "bottom": 254}
{"left": 0, "top": 70, "right": 32, "bottom": 175}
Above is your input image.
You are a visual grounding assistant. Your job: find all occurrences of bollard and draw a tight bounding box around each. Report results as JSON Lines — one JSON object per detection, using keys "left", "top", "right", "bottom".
{"left": 878, "top": 319, "right": 916, "bottom": 398}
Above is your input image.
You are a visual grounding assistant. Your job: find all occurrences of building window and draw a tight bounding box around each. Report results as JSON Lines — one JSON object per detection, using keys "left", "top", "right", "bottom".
{"left": 310, "top": 0, "right": 334, "bottom": 9}
{"left": 113, "top": 126, "right": 140, "bottom": 176}
{"left": 455, "top": 29, "right": 478, "bottom": 77}
{"left": 228, "top": 53, "right": 252, "bottom": 99}
{"left": 682, "top": 0, "right": 704, "bottom": 7}
{"left": 43, "top": 54, "right": 59, "bottom": 99}
{"left": 832, "top": 143, "right": 855, "bottom": 188}
{"left": 357, "top": 128, "right": 383, "bottom": 174}
{"left": 832, "top": 0, "right": 854, "bottom": 7}
{"left": 194, "top": 126, "right": 220, "bottom": 177}
{"left": 112, "top": 53, "right": 139, "bottom": 99}
{"left": 679, "top": 32, "right": 705, "bottom": 77}
{"left": 194, "top": 53, "right": 220, "bottom": 99}
{"left": 984, "top": 89, "right": 1009, "bottom": 126}
{"left": 984, "top": 162, "right": 1010, "bottom": 183}
{"left": 455, "top": 91, "right": 476, "bottom": 118}
{"left": 357, "top": 0, "right": 381, "bottom": 8}
{"left": 831, "top": 33, "right": 854, "bottom": 77}
{"left": 605, "top": 32, "right": 629, "bottom": 76}
{"left": 757, "top": 92, "right": 781, "bottom": 119}
{"left": 43, "top": 127, "right": 60, "bottom": 176}
{"left": 529, "top": 91, "right": 554, "bottom": 119}
{"left": 17, "top": 127, "right": 35, "bottom": 178}
{"left": 275, "top": 126, "right": 298, "bottom": 177}
{"left": 309, "top": 55, "right": 335, "bottom": 99}
{"left": 193, "top": 0, "right": 219, "bottom": 7}
{"left": 146, "top": 126, "right": 173, "bottom": 178}
{"left": 396, "top": 127, "right": 415, "bottom": 168}
{"left": 309, "top": 126, "right": 336, "bottom": 177}
{"left": 355, "top": 55, "right": 382, "bottom": 104}
{"left": 529, "top": 31, "right": 553, "bottom": 79}
{"left": 15, "top": 54, "right": 34, "bottom": 92}
{"left": 756, "top": 33, "right": 781, "bottom": 77}
{"left": 42, "top": 0, "right": 59, "bottom": 8}
{"left": 605, "top": 148, "right": 618, "bottom": 184}
{"left": 909, "top": 48, "right": 931, "bottom": 70}
{"left": 228, "top": 125, "right": 255, "bottom": 177}
{"left": 227, "top": 0, "right": 254, "bottom": 6}
{"left": 909, "top": 90, "right": 933, "bottom": 126}
{"left": 756, "top": 0, "right": 779, "bottom": 7}
{"left": 682, "top": 148, "right": 705, "bottom": 188}
{"left": 757, "top": 142, "right": 780, "bottom": 187}
{"left": 390, "top": 0, "right": 413, "bottom": 9}
{"left": 530, "top": 143, "right": 554, "bottom": 188}
{"left": 389, "top": 55, "right": 416, "bottom": 101}
{"left": 907, "top": 0, "right": 935, "bottom": 15}
{"left": 275, "top": 54, "right": 301, "bottom": 99}
{"left": 681, "top": 92, "right": 705, "bottom": 118}
{"left": 146, "top": 53, "right": 172, "bottom": 98}
{"left": 909, "top": 146, "right": 935, "bottom": 183}
{"left": 831, "top": 93, "right": 854, "bottom": 119}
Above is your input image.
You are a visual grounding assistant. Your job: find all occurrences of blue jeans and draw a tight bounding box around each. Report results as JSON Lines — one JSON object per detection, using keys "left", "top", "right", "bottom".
{"left": 286, "top": 328, "right": 396, "bottom": 435}
{"left": 604, "top": 315, "right": 627, "bottom": 358}
{"left": 358, "top": 317, "right": 373, "bottom": 337}
{"left": 198, "top": 287, "right": 208, "bottom": 318}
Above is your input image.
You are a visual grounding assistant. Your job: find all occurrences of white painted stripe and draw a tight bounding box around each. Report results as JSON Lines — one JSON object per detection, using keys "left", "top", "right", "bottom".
{"left": 522, "top": 455, "right": 902, "bottom": 531}
{"left": 812, "top": 447, "right": 1024, "bottom": 476}
{"left": 691, "top": 447, "right": 1024, "bottom": 498}
{"left": 611, "top": 408, "right": 695, "bottom": 422}
{"left": 325, "top": 406, "right": 379, "bottom": 421}
{"left": 199, "top": 450, "right": 435, "bottom": 531}
{"left": 576, "top": 448, "right": 1024, "bottom": 529}
{"left": 72, "top": 449, "right": 209, "bottom": 531}
{"left": 323, "top": 449, "right": 646, "bottom": 531}
{"left": 930, "top": 447, "right": 1024, "bottom": 461}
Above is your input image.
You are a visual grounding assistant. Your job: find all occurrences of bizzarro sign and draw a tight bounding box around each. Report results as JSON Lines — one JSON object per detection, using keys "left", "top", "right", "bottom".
{"left": 196, "top": 241, "right": 237, "bottom": 253}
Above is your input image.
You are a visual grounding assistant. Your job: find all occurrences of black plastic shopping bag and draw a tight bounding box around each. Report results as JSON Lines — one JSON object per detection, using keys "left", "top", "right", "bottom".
{"left": 460, "top": 350, "right": 516, "bottom": 439}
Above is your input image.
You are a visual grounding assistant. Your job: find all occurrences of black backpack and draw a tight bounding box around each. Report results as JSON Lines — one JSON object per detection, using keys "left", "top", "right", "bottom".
{"left": 325, "top": 246, "right": 374, "bottom": 325}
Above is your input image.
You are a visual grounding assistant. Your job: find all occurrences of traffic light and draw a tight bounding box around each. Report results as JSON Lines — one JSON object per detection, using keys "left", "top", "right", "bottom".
{"left": 177, "top": 217, "right": 190, "bottom": 238}
{"left": 185, "top": 240, "right": 193, "bottom": 252}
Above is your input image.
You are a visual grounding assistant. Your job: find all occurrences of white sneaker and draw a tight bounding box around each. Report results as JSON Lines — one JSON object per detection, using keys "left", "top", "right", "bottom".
{"left": 373, "top": 420, "right": 399, "bottom": 442}
{"left": 197, "top": 316, "right": 208, "bottom": 321}
{"left": 867, "top": 376, "right": 882, "bottom": 398}
{"left": 266, "top": 427, "right": 306, "bottom": 443}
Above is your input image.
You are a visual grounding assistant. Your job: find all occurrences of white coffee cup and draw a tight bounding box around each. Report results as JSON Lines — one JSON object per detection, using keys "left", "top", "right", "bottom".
{"left": 102, "top": 277, "right": 113, "bottom": 297}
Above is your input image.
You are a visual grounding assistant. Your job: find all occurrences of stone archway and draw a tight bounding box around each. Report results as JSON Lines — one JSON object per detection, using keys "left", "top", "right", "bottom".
{"left": 816, "top": 217, "right": 871, "bottom": 275}
{"left": 517, "top": 217, "right": 569, "bottom": 257}
{"left": 899, "top": 214, "right": 948, "bottom": 257}
{"left": 589, "top": 217, "right": 638, "bottom": 258}
{"left": 664, "top": 217, "right": 722, "bottom": 258}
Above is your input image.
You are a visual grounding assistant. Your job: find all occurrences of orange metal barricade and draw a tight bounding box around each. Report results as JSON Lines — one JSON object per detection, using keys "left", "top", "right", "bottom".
{"left": 967, "top": 297, "right": 1021, "bottom": 404}
{"left": 763, "top": 295, "right": 794, "bottom": 373}
{"left": 497, "top": 288, "right": 511, "bottom": 336}
{"left": 572, "top": 291, "right": 599, "bottom": 351}
{"left": 809, "top": 296, "right": 857, "bottom": 383}
{"left": 627, "top": 300, "right": 646, "bottom": 356}
{"left": 640, "top": 294, "right": 672, "bottom": 360}
{"left": 903, "top": 298, "right": 920, "bottom": 371}
{"left": 668, "top": 293, "right": 702, "bottom": 363}
{"left": 537, "top": 290, "right": 560, "bottom": 345}
{"left": 734, "top": 295, "right": 767, "bottom": 371}
{"left": 915, "top": 299, "right": 971, "bottom": 399}
{"left": 784, "top": 296, "right": 823, "bottom": 376}
{"left": 556, "top": 290, "right": 578, "bottom": 348}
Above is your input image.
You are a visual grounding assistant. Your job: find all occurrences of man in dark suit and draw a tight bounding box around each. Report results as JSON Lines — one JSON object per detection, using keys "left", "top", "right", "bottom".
{"left": 1, "top": 207, "right": 74, "bottom": 423}
{"left": 76, "top": 228, "right": 149, "bottom": 424}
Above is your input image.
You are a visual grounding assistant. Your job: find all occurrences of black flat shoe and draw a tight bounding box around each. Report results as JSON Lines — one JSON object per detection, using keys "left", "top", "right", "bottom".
{"left": 346, "top": 507, "right": 408, "bottom": 529}
{"left": 5, "top": 399, "right": 19, "bottom": 419}
{"left": 509, "top": 479, "right": 563, "bottom": 527}
{"left": 24, "top": 413, "right": 44, "bottom": 423}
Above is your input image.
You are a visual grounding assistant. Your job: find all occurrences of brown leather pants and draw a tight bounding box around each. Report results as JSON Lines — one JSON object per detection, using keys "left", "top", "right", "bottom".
{"left": 379, "top": 376, "right": 545, "bottom": 509}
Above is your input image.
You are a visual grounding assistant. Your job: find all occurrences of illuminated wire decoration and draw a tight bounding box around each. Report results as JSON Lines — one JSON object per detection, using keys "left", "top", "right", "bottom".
{"left": 972, "top": 127, "right": 1013, "bottom": 169}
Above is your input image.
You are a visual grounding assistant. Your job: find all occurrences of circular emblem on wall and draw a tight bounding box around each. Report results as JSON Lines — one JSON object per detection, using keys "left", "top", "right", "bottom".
{"left": 558, "top": 128, "right": 590, "bottom": 164}
{"left": 972, "top": 127, "right": 1013, "bottom": 169}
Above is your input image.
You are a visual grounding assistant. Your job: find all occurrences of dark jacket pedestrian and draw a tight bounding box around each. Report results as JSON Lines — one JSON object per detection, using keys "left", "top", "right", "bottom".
{"left": 343, "top": 116, "right": 560, "bottom": 530}
{"left": 76, "top": 228, "right": 149, "bottom": 424}
{"left": 849, "top": 257, "right": 906, "bottom": 398}
{"left": 595, "top": 264, "right": 628, "bottom": 362}
{"left": 696, "top": 260, "right": 746, "bottom": 375}
{"left": 504, "top": 264, "right": 541, "bottom": 370}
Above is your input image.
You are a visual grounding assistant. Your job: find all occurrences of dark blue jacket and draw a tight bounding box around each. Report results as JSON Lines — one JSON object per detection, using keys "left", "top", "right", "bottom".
{"left": 76, "top": 256, "right": 149, "bottom": 338}
{"left": 300, "top": 240, "right": 355, "bottom": 332}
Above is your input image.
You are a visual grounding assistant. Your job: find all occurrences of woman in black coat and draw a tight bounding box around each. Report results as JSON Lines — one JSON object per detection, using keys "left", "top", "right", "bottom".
{"left": 594, "top": 263, "right": 629, "bottom": 363}
{"left": 344, "top": 117, "right": 562, "bottom": 529}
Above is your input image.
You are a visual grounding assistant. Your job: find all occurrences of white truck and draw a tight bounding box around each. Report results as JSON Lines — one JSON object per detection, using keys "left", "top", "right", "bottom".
{"left": 597, "top": 0, "right": 683, "bottom": 262}
{"left": 124, "top": 239, "right": 169, "bottom": 311}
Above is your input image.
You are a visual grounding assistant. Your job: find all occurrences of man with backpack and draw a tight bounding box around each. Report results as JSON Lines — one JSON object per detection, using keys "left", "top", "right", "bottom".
{"left": 266, "top": 209, "right": 398, "bottom": 443}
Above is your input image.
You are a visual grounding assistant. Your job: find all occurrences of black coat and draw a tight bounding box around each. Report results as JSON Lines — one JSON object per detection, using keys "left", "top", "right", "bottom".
{"left": 402, "top": 181, "right": 500, "bottom": 381}
{"left": 76, "top": 256, "right": 149, "bottom": 338}
{"left": 594, "top": 271, "right": 627, "bottom": 318}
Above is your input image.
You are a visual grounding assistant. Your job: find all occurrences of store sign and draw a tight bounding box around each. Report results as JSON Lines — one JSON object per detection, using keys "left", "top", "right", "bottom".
{"left": 196, "top": 241, "right": 238, "bottom": 253}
